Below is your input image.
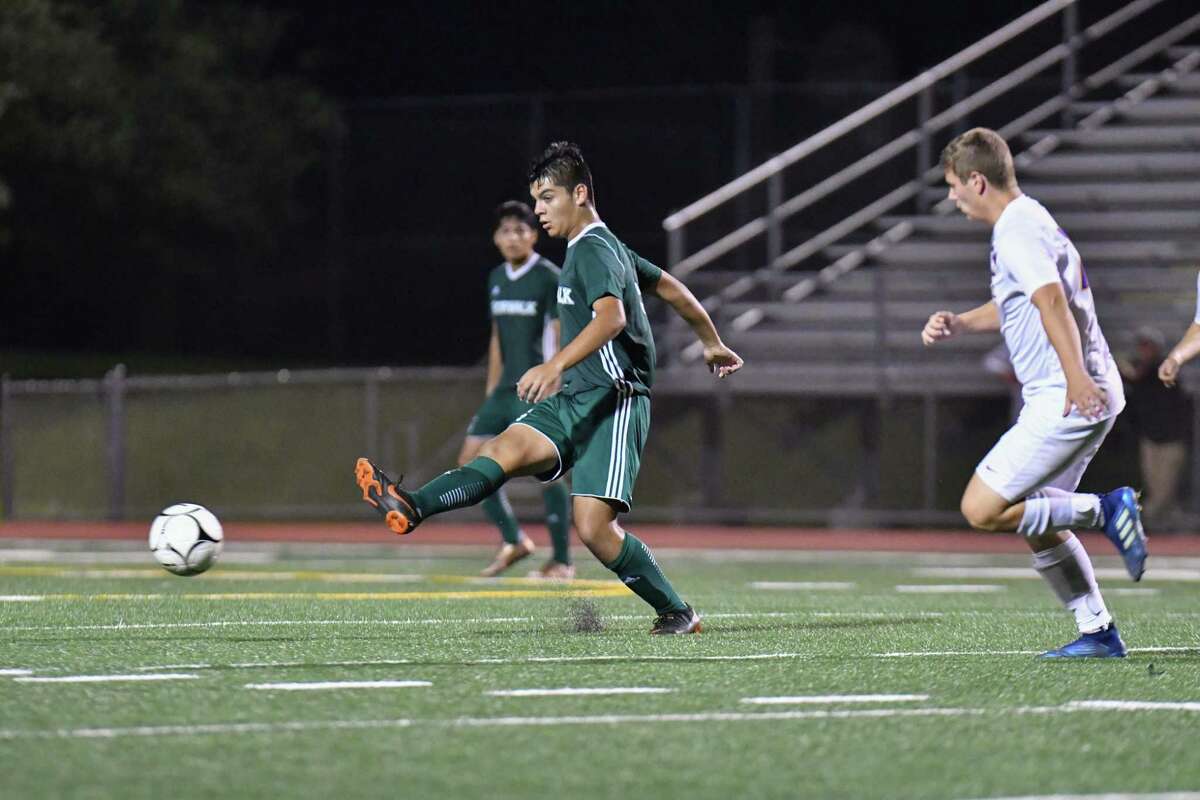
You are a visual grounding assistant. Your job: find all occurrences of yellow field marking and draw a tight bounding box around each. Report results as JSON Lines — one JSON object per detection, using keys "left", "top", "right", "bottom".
{"left": 6, "top": 588, "right": 629, "bottom": 602}
{"left": 0, "top": 565, "right": 619, "bottom": 589}
{"left": 0, "top": 566, "right": 423, "bottom": 583}
{"left": 428, "top": 574, "right": 617, "bottom": 589}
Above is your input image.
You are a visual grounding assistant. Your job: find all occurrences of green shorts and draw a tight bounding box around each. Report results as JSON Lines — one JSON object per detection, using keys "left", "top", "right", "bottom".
{"left": 512, "top": 385, "right": 650, "bottom": 512}
{"left": 467, "top": 386, "right": 534, "bottom": 437}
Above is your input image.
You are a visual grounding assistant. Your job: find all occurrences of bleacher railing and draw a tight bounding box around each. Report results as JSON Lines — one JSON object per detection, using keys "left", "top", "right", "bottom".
{"left": 662, "top": 0, "right": 1200, "bottom": 361}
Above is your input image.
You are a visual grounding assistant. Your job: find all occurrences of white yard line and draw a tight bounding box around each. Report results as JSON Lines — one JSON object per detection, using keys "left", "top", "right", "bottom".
{"left": 487, "top": 687, "right": 674, "bottom": 697}
{"left": 31, "top": 643, "right": 1200, "bottom": 678}
{"left": 749, "top": 581, "right": 856, "bottom": 591}
{"left": 0, "top": 669, "right": 32, "bottom": 676}
{"left": 1068, "top": 700, "right": 1200, "bottom": 712}
{"left": 914, "top": 567, "right": 1200, "bottom": 582}
{"left": 965, "top": 793, "right": 1200, "bottom": 799}
{"left": 877, "top": 649, "right": 1040, "bottom": 658}
{"left": 14, "top": 673, "right": 199, "bottom": 684}
{"left": 0, "top": 719, "right": 416, "bottom": 740}
{"left": 895, "top": 584, "right": 1007, "bottom": 594}
{"left": 741, "top": 694, "right": 929, "bottom": 705}
{"left": 1108, "top": 588, "right": 1161, "bottom": 596}
{"left": 5, "top": 699, "right": 1200, "bottom": 740}
{"left": 5, "top": 610, "right": 937, "bottom": 633}
{"left": 245, "top": 680, "right": 431, "bottom": 691}
{"left": 0, "top": 596, "right": 45, "bottom": 602}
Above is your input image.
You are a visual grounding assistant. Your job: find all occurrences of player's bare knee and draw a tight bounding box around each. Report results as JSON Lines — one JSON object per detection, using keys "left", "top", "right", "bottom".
{"left": 960, "top": 496, "right": 1002, "bottom": 532}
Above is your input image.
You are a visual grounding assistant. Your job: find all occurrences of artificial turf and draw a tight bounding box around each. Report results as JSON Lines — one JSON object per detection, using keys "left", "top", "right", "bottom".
{"left": 1, "top": 539, "right": 1197, "bottom": 800}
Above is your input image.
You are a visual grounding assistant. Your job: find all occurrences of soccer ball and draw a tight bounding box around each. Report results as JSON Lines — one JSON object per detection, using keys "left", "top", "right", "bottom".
{"left": 148, "top": 503, "right": 224, "bottom": 576}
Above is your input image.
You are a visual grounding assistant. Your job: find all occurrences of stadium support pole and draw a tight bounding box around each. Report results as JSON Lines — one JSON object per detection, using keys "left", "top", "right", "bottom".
{"left": 1191, "top": 391, "right": 1200, "bottom": 514}
{"left": 734, "top": 89, "right": 753, "bottom": 273}
{"left": 701, "top": 389, "right": 728, "bottom": 510}
{"left": 0, "top": 373, "right": 12, "bottom": 520}
{"left": 922, "top": 392, "right": 938, "bottom": 510}
{"left": 364, "top": 373, "right": 380, "bottom": 456}
{"left": 916, "top": 84, "right": 934, "bottom": 213}
{"left": 105, "top": 364, "right": 126, "bottom": 521}
{"left": 766, "top": 169, "right": 783, "bottom": 269}
{"left": 1061, "top": 2, "right": 1079, "bottom": 130}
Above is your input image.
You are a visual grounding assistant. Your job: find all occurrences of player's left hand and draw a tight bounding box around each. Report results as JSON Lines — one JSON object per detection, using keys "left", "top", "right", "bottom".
{"left": 1065, "top": 374, "right": 1107, "bottom": 420}
{"left": 517, "top": 363, "right": 562, "bottom": 403}
{"left": 703, "top": 343, "right": 743, "bottom": 378}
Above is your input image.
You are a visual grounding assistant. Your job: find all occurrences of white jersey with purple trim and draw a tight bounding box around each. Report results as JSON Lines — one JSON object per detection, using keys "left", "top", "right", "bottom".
{"left": 1193, "top": 272, "right": 1200, "bottom": 324}
{"left": 988, "top": 195, "right": 1120, "bottom": 411}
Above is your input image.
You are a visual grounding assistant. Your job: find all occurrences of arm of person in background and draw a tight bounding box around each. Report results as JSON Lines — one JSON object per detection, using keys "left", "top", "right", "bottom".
{"left": 649, "top": 270, "right": 743, "bottom": 378}
{"left": 1160, "top": 322, "right": 1200, "bottom": 388}
{"left": 485, "top": 322, "right": 501, "bottom": 395}
{"left": 921, "top": 300, "right": 1001, "bottom": 344}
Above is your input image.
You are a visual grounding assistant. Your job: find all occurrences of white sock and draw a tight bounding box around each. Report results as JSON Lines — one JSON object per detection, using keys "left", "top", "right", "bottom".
{"left": 1017, "top": 489, "right": 1103, "bottom": 537}
{"left": 1032, "top": 534, "right": 1112, "bottom": 633}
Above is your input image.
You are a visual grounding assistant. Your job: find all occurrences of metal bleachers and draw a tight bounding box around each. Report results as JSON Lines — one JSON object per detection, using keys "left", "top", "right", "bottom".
{"left": 659, "top": 2, "right": 1200, "bottom": 396}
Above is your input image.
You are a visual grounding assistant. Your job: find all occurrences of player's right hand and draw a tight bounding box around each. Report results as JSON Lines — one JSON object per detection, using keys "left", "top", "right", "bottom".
{"left": 1159, "top": 355, "right": 1182, "bottom": 387}
{"left": 921, "top": 311, "right": 958, "bottom": 346}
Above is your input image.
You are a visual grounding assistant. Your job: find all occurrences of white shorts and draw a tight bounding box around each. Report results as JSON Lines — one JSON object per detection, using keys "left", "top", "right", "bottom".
{"left": 975, "top": 397, "right": 1118, "bottom": 502}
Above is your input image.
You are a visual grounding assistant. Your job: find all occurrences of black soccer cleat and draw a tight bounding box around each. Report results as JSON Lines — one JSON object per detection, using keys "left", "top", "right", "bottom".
{"left": 649, "top": 604, "right": 703, "bottom": 635}
{"left": 355, "top": 457, "right": 421, "bottom": 535}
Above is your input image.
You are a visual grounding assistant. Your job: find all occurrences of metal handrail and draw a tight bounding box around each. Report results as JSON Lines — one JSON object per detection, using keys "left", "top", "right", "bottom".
{"left": 671, "top": 4, "right": 1200, "bottom": 362}
{"left": 662, "top": 0, "right": 1179, "bottom": 278}
{"left": 662, "top": 0, "right": 1073, "bottom": 237}
{"left": 728, "top": 38, "right": 1200, "bottom": 336}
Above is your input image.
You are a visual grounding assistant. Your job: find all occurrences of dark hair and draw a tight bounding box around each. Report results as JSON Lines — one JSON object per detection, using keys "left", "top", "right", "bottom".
{"left": 494, "top": 200, "right": 537, "bottom": 231}
{"left": 526, "top": 141, "right": 595, "bottom": 205}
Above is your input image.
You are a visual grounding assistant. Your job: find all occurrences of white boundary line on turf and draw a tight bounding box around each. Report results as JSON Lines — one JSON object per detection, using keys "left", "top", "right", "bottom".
{"left": 914, "top": 567, "right": 1200, "bottom": 582}
{"left": 14, "top": 674, "right": 199, "bottom": 684}
{"left": 27, "top": 644, "right": 1200, "bottom": 677}
{"left": 5, "top": 700, "right": 1200, "bottom": 740}
{"left": 1070, "top": 700, "right": 1200, "bottom": 712}
{"left": 487, "top": 688, "right": 674, "bottom": 697}
{"left": 963, "top": 793, "right": 1200, "bottom": 799}
{"left": 3, "top": 610, "right": 947, "bottom": 633}
{"left": 895, "top": 584, "right": 1007, "bottom": 594}
{"left": 0, "top": 719, "right": 416, "bottom": 740}
{"left": 875, "top": 646, "right": 1200, "bottom": 658}
{"left": 741, "top": 694, "right": 930, "bottom": 705}
{"left": 749, "top": 581, "right": 856, "bottom": 591}
{"left": 0, "top": 669, "right": 33, "bottom": 676}
{"left": 245, "top": 680, "right": 432, "bottom": 691}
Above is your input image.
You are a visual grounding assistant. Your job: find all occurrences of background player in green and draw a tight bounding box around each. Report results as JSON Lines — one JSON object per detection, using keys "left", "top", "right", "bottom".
{"left": 464, "top": 201, "right": 573, "bottom": 579}
{"left": 356, "top": 141, "right": 743, "bottom": 634}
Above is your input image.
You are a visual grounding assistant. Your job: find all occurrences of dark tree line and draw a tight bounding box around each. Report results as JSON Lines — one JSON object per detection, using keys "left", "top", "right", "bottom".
{"left": 0, "top": 0, "right": 340, "bottom": 363}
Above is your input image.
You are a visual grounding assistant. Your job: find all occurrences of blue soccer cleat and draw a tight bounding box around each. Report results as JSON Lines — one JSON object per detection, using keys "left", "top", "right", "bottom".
{"left": 1039, "top": 624, "right": 1127, "bottom": 659}
{"left": 1099, "top": 487, "right": 1148, "bottom": 581}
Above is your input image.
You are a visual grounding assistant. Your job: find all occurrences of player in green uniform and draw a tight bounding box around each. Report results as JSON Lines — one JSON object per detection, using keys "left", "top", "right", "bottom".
{"left": 356, "top": 142, "right": 743, "bottom": 634}
{"left": 465, "top": 201, "right": 573, "bottom": 579}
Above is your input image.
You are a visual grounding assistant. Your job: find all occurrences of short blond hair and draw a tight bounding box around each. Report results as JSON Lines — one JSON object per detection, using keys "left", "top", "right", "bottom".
{"left": 940, "top": 128, "right": 1016, "bottom": 189}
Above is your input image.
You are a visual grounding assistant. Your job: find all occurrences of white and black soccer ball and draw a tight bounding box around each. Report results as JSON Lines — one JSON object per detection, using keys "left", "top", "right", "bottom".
{"left": 148, "top": 503, "right": 224, "bottom": 576}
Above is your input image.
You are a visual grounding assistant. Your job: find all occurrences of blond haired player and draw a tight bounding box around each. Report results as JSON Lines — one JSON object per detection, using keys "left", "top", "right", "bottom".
{"left": 922, "top": 128, "right": 1147, "bottom": 658}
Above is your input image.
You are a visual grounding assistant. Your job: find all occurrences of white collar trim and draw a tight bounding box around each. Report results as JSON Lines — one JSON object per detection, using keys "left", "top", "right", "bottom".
{"left": 505, "top": 252, "right": 541, "bottom": 281}
{"left": 567, "top": 221, "right": 608, "bottom": 248}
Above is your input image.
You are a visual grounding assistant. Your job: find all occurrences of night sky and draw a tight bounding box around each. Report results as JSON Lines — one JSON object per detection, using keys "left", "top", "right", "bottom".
{"left": 12, "top": 0, "right": 1170, "bottom": 373}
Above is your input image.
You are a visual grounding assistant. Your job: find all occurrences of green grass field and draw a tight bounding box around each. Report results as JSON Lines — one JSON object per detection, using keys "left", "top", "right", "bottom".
{"left": 1, "top": 539, "right": 1198, "bottom": 800}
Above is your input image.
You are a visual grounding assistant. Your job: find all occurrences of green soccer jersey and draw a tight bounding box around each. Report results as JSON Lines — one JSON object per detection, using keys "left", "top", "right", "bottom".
{"left": 557, "top": 222, "right": 662, "bottom": 396}
{"left": 488, "top": 253, "right": 560, "bottom": 388}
